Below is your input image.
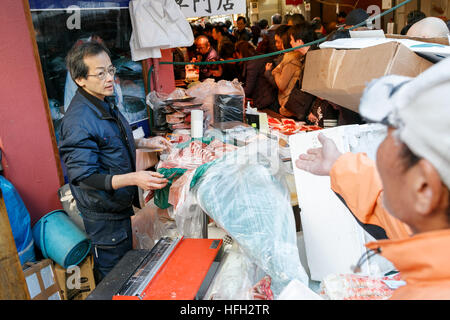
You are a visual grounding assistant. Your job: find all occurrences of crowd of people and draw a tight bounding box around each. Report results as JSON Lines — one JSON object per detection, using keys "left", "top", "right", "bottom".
{"left": 173, "top": 9, "right": 450, "bottom": 128}
{"left": 174, "top": 11, "right": 373, "bottom": 126}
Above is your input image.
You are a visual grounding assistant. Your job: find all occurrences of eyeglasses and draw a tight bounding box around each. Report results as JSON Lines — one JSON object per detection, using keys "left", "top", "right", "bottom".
{"left": 87, "top": 66, "right": 116, "bottom": 80}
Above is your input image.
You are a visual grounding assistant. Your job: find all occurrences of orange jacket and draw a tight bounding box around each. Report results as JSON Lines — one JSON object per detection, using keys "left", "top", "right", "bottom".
{"left": 330, "top": 152, "right": 450, "bottom": 300}
{"left": 330, "top": 152, "right": 412, "bottom": 240}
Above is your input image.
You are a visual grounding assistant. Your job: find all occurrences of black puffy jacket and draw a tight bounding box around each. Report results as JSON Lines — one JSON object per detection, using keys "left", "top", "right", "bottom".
{"left": 58, "top": 89, "right": 139, "bottom": 220}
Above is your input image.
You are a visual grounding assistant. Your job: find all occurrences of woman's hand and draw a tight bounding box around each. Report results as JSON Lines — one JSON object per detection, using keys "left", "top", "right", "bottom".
{"left": 265, "top": 62, "right": 273, "bottom": 72}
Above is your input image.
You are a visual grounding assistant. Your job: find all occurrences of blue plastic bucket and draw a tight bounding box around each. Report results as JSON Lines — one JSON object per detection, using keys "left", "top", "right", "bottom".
{"left": 32, "top": 210, "right": 91, "bottom": 268}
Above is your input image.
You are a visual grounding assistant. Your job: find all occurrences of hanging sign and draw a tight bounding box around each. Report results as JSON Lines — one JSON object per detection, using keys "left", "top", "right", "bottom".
{"left": 176, "top": 0, "right": 246, "bottom": 18}
{"left": 285, "top": 0, "right": 303, "bottom": 5}
{"left": 29, "top": 0, "right": 246, "bottom": 18}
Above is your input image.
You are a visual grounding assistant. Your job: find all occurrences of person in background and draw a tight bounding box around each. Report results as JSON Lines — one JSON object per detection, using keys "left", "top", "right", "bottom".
{"left": 233, "top": 16, "right": 252, "bottom": 42}
{"left": 210, "top": 43, "right": 239, "bottom": 82}
{"left": 326, "top": 21, "right": 338, "bottom": 34}
{"left": 193, "top": 35, "right": 219, "bottom": 81}
{"left": 257, "top": 14, "right": 282, "bottom": 54}
{"left": 401, "top": 10, "right": 426, "bottom": 35}
{"left": 235, "top": 40, "right": 279, "bottom": 112}
{"left": 203, "top": 22, "right": 217, "bottom": 51}
{"left": 250, "top": 25, "right": 262, "bottom": 47}
{"left": 212, "top": 24, "right": 235, "bottom": 59}
{"left": 59, "top": 42, "right": 171, "bottom": 282}
{"left": 264, "top": 24, "right": 292, "bottom": 85}
{"left": 269, "top": 13, "right": 282, "bottom": 30}
{"left": 266, "top": 24, "right": 304, "bottom": 118}
{"left": 287, "top": 13, "right": 305, "bottom": 26}
{"left": 326, "top": 8, "right": 370, "bottom": 41}
{"left": 296, "top": 57, "right": 450, "bottom": 299}
{"left": 221, "top": 22, "right": 236, "bottom": 43}
{"left": 311, "top": 17, "right": 327, "bottom": 38}
{"left": 258, "top": 19, "right": 269, "bottom": 37}
{"left": 225, "top": 20, "right": 233, "bottom": 33}
{"left": 337, "top": 11, "right": 347, "bottom": 26}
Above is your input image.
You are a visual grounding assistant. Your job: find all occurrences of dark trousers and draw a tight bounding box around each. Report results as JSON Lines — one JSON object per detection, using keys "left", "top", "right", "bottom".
{"left": 81, "top": 215, "right": 133, "bottom": 283}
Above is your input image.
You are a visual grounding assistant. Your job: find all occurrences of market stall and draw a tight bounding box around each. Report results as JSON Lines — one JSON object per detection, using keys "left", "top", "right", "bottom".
{"left": 4, "top": 0, "right": 450, "bottom": 303}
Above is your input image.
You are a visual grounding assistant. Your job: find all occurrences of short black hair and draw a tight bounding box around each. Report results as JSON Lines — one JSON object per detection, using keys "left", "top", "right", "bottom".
{"left": 288, "top": 22, "right": 317, "bottom": 45}
{"left": 287, "top": 13, "right": 305, "bottom": 25}
{"left": 237, "top": 16, "right": 246, "bottom": 24}
{"left": 275, "top": 25, "right": 292, "bottom": 49}
{"left": 66, "top": 41, "right": 110, "bottom": 82}
{"left": 258, "top": 19, "right": 269, "bottom": 29}
{"left": 345, "top": 8, "right": 369, "bottom": 27}
{"left": 213, "top": 25, "right": 227, "bottom": 36}
{"left": 407, "top": 10, "right": 426, "bottom": 25}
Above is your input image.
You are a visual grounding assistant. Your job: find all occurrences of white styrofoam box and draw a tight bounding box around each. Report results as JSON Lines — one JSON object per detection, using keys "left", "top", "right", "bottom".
{"left": 278, "top": 279, "right": 323, "bottom": 300}
{"left": 289, "top": 124, "right": 390, "bottom": 281}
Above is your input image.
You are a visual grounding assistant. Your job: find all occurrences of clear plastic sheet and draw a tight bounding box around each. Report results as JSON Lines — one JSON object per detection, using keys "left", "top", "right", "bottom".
{"left": 213, "top": 79, "right": 245, "bottom": 123}
{"left": 189, "top": 138, "right": 309, "bottom": 297}
{"left": 131, "top": 204, "right": 168, "bottom": 250}
{"left": 186, "top": 79, "right": 245, "bottom": 127}
{"left": 319, "top": 273, "right": 403, "bottom": 300}
{"left": 146, "top": 90, "right": 169, "bottom": 129}
{"left": 186, "top": 79, "right": 216, "bottom": 127}
{"left": 205, "top": 246, "right": 266, "bottom": 300}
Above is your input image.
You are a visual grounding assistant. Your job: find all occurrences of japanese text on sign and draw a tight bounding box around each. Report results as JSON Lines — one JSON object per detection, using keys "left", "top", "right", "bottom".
{"left": 176, "top": 0, "right": 246, "bottom": 18}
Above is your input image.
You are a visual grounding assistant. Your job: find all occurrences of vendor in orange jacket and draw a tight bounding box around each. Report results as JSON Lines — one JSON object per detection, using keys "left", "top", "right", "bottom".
{"left": 295, "top": 57, "right": 450, "bottom": 300}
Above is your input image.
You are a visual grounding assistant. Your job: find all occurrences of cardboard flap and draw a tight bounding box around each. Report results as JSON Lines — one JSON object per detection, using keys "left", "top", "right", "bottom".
{"left": 302, "top": 42, "right": 433, "bottom": 113}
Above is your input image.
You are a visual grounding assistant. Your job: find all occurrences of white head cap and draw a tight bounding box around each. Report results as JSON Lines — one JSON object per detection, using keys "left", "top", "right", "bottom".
{"left": 359, "top": 57, "right": 450, "bottom": 189}
{"left": 407, "top": 17, "right": 449, "bottom": 38}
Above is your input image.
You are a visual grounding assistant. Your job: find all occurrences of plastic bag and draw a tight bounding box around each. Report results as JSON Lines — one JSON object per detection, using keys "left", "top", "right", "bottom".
{"left": 0, "top": 175, "right": 35, "bottom": 265}
{"left": 191, "top": 137, "right": 309, "bottom": 297}
{"left": 319, "top": 273, "right": 403, "bottom": 300}
{"left": 146, "top": 91, "right": 169, "bottom": 130}
{"left": 131, "top": 203, "right": 168, "bottom": 250}
{"left": 186, "top": 79, "right": 216, "bottom": 127}
{"left": 213, "top": 79, "right": 245, "bottom": 123}
{"left": 205, "top": 246, "right": 266, "bottom": 300}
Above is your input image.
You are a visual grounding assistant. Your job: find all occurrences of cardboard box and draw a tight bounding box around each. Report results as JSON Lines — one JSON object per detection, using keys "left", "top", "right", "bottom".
{"left": 302, "top": 42, "right": 433, "bottom": 113}
{"left": 386, "top": 34, "right": 449, "bottom": 46}
{"left": 54, "top": 254, "right": 96, "bottom": 300}
{"left": 23, "top": 259, "right": 63, "bottom": 300}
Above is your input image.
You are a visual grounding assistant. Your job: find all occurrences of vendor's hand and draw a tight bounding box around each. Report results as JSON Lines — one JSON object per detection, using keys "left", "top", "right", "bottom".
{"left": 265, "top": 62, "right": 273, "bottom": 72}
{"left": 307, "top": 113, "right": 319, "bottom": 124}
{"left": 295, "top": 133, "right": 342, "bottom": 176}
{"left": 134, "top": 171, "right": 168, "bottom": 190}
{"left": 144, "top": 136, "right": 172, "bottom": 152}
